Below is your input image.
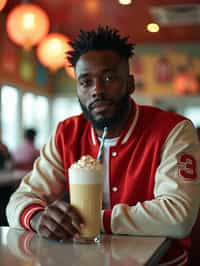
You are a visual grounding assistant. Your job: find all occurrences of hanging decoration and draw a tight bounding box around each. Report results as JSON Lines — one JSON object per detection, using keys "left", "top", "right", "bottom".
{"left": 35, "top": 61, "right": 48, "bottom": 87}
{"left": 36, "top": 33, "right": 71, "bottom": 72}
{"left": 0, "top": 0, "right": 7, "bottom": 11}
{"left": 19, "top": 50, "right": 34, "bottom": 82}
{"left": 154, "top": 55, "right": 173, "bottom": 84}
{"left": 130, "top": 55, "right": 145, "bottom": 90}
{"left": 6, "top": 3, "right": 49, "bottom": 50}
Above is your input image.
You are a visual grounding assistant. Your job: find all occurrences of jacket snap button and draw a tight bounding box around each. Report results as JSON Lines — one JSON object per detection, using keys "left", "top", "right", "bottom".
{"left": 112, "top": 187, "right": 118, "bottom": 192}
{"left": 112, "top": 152, "right": 117, "bottom": 157}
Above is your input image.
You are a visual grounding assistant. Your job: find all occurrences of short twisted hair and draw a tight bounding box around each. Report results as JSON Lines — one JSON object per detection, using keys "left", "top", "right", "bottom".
{"left": 66, "top": 26, "right": 135, "bottom": 67}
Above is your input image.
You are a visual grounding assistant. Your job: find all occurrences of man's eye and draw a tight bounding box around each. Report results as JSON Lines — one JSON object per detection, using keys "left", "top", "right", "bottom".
{"left": 80, "top": 79, "right": 92, "bottom": 87}
{"left": 103, "top": 74, "right": 114, "bottom": 82}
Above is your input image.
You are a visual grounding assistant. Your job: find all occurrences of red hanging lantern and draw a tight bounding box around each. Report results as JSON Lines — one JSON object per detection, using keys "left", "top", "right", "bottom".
{"left": 0, "top": 0, "right": 7, "bottom": 11}
{"left": 37, "top": 33, "right": 71, "bottom": 72}
{"left": 6, "top": 3, "right": 50, "bottom": 50}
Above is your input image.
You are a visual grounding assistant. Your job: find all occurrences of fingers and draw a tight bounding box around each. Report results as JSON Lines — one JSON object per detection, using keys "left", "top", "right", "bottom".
{"left": 44, "top": 206, "right": 79, "bottom": 237}
{"left": 55, "top": 201, "right": 84, "bottom": 229}
{"left": 38, "top": 220, "right": 71, "bottom": 241}
{"left": 37, "top": 200, "right": 84, "bottom": 241}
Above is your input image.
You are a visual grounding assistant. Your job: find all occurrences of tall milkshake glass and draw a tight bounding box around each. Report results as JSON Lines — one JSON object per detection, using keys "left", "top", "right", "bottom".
{"left": 69, "top": 155, "right": 103, "bottom": 243}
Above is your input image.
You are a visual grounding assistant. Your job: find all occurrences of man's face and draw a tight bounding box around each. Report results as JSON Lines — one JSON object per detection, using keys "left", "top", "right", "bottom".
{"left": 75, "top": 50, "right": 134, "bottom": 130}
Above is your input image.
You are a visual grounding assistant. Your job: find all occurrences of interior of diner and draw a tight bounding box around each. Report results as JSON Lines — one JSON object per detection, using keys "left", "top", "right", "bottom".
{"left": 0, "top": 0, "right": 200, "bottom": 263}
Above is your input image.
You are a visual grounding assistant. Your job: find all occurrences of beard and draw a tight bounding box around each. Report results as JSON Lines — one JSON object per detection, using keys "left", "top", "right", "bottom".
{"left": 78, "top": 92, "right": 130, "bottom": 130}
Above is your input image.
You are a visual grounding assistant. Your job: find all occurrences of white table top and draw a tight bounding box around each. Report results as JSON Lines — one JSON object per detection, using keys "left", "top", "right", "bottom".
{"left": 0, "top": 227, "right": 171, "bottom": 266}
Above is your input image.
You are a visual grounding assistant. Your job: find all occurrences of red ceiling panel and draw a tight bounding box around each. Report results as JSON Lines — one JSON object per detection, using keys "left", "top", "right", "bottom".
{"left": 2, "top": 0, "right": 200, "bottom": 44}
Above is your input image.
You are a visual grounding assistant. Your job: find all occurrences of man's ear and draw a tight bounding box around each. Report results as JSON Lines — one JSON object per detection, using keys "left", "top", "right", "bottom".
{"left": 128, "top": 75, "right": 135, "bottom": 94}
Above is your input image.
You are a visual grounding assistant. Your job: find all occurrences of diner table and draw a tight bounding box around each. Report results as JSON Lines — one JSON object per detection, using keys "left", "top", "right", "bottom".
{"left": 0, "top": 226, "right": 171, "bottom": 266}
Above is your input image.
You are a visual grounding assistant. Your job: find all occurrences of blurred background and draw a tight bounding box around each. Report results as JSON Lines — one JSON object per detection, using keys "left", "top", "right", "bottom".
{"left": 0, "top": 0, "right": 200, "bottom": 153}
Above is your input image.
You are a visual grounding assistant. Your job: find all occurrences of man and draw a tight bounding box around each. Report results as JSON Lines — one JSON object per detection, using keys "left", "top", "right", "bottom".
{"left": 7, "top": 26, "right": 200, "bottom": 265}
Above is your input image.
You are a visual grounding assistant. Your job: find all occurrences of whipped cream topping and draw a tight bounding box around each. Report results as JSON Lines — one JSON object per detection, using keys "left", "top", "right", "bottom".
{"left": 70, "top": 155, "right": 102, "bottom": 170}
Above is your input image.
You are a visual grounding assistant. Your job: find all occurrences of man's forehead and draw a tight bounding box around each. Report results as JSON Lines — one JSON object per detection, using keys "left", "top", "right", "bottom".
{"left": 75, "top": 50, "right": 126, "bottom": 74}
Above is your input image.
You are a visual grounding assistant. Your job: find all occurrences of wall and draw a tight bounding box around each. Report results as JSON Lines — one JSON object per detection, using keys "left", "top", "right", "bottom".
{"left": 132, "top": 43, "right": 200, "bottom": 97}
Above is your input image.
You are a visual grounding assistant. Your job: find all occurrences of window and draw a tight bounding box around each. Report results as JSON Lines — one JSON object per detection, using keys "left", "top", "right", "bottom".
{"left": 1, "top": 85, "right": 20, "bottom": 151}
{"left": 184, "top": 107, "right": 200, "bottom": 127}
{"left": 52, "top": 97, "right": 81, "bottom": 130}
{"left": 22, "top": 93, "right": 49, "bottom": 148}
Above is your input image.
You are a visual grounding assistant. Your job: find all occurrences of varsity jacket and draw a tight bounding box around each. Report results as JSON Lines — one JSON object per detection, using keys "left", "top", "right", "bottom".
{"left": 6, "top": 100, "right": 200, "bottom": 265}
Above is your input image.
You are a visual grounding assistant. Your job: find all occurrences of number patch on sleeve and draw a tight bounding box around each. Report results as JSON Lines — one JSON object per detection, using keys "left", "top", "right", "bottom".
{"left": 178, "top": 154, "right": 197, "bottom": 180}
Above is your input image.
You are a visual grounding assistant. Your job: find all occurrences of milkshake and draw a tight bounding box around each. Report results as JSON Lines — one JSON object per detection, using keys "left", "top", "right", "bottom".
{"left": 69, "top": 155, "right": 103, "bottom": 243}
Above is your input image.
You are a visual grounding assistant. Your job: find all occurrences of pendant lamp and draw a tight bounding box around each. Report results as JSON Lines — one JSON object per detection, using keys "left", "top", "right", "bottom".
{"left": 0, "top": 0, "right": 7, "bottom": 11}
{"left": 37, "top": 33, "right": 71, "bottom": 72}
{"left": 6, "top": 3, "right": 49, "bottom": 50}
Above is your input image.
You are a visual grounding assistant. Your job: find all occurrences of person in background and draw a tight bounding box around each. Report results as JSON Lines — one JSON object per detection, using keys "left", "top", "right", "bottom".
{"left": 0, "top": 139, "right": 12, "bottom": 170}
{"left": 6, "top": 26, "right": 200, "bottom": 265}
{"left": 12, "top": 128, "right": 39, "bottom": 171}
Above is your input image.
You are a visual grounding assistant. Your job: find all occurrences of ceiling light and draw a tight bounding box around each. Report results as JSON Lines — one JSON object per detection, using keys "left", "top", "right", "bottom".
{"left": 147, "top": 23, "right": 160, "bottom": 33}
{"left": 118, "top": 0, "right": 132, "bottom": 5}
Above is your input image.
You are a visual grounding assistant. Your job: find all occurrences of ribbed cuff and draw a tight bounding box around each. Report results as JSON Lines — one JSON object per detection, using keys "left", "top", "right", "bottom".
{"left": 103, "top": 209, "right": 112, "bottom": 234}
{"left": 20, "top": 204, "right": 44, "bottom": 231}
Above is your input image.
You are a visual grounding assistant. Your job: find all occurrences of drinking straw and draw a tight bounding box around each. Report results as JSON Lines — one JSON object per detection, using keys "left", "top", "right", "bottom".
{"left": 97, "top": 126, "right": 108, "bottom": 161}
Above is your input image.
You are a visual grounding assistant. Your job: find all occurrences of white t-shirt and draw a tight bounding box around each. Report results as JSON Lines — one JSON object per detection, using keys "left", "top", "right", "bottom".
{"left": 99, "top": 136, "right": 119, "bottom": 209}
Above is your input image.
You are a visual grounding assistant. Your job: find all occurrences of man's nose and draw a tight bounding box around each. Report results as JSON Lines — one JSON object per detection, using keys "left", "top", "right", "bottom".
{"left": 91, "top": 78, "right": 104, "bottom": 98}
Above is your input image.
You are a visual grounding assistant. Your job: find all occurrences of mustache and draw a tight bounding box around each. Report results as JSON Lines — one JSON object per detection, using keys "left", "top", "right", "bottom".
{"left": 88, "top": 98, "right": 112, "bottom": 111}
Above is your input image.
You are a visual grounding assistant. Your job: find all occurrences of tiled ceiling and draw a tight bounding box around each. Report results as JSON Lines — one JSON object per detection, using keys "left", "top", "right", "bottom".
{"left": 2, "top": 0, "right": 200, "bottom": 44}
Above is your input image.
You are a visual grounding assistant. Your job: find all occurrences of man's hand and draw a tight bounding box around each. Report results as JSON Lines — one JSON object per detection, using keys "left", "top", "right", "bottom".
{"left": 30, "top": 200, "right": 84, "bottom": 241}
